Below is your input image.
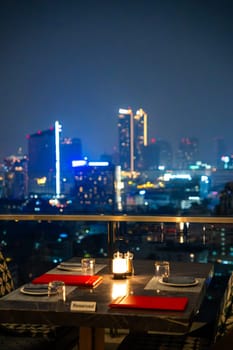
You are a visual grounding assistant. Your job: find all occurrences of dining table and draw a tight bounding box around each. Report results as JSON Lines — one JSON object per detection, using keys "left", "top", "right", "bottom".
{"left": 0, "top": 258, "right": 214, "bottom": 350}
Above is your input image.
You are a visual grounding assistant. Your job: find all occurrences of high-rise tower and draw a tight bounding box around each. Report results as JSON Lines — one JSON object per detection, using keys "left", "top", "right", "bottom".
{"left": 118, "top": 107, "right": 148, "bottom": 172}
{"left": 118, "top": 108, "right": 134, "bottom": 171}
{"left": 27, "top": 121, "right": 62, "bottom": 196}
{"left": 134, "top": 108, "right": 148, "bottom": 170}
{"left": 60, "top": 137, "right": 82, "bottom": 194}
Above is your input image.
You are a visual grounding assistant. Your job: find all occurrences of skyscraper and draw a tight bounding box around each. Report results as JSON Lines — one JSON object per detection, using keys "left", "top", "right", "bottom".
{"left": 134, "top": 108, "right": 148, "bottom": 170}
{"left": 118, "top": 108, "right": 134, "bottom": 171}
{"left": 118, "top": 107, "right": 148, "bottom": 172}
{"left": 60, "top": 137, "right": 82, "bottom": 194}
{"left": 27, "top": 121, "right": 61, "bottom": 196}
{"left": 60, "top": 138, "right": 82, "bottom": 171}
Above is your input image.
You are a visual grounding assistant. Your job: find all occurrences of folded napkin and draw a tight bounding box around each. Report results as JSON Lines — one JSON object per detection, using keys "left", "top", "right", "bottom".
{"left": 109, "top": 295, "right": 188, "bottom": 311}
{"left": 32, "top": 274, "right": 103, "bottom": 287}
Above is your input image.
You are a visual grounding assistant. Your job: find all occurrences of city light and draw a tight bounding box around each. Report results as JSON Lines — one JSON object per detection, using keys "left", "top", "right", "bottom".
{"left": 119, "top": 108, "right": 132, "bottom": 114}
{"left": 55, "top": 120, "right": 62, "bottom": 198}
{"left": 88, "top": 161, "right": 109, "bottom": 167}
{"left": 72, "top": 160, "right": 109, "bottom": 167}
{"left": 72, "top": 160, "right": 87, "bottom": 167}
{"left": 163, "top": 173, "right": 192, "bottom": 181}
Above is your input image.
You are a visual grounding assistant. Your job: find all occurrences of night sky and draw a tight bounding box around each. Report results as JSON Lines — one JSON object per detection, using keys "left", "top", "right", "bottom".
{"left": 1, "top": 0, "right": 233, "bottom": 164}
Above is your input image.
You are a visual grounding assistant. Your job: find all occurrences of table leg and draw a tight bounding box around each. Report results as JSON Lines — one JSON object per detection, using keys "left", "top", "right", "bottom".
{"left": 79, "top": 327, "right": 92, "bottom": 350}
{"left": 79, "top": 327, "right": 104, "bottom": 350}
{"left": 94, "top": 328, "right": 105, "bottom": 350}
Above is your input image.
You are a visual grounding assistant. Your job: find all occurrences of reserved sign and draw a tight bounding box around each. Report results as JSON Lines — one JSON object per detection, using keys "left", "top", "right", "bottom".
{"left": 70, "top": 300, "right": 96, "bottom": 312}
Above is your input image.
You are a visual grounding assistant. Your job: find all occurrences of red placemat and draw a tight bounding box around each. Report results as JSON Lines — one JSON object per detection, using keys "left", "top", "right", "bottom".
{"left": 109, "top": 295, "right": 188, "bottom": 311}
{"left": 32, "top": 274, "right": 103, "bottom": 287}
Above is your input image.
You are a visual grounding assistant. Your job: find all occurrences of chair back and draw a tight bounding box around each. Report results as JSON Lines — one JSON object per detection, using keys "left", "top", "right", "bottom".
{"left": 214, "top": 272, "right": 233, "bottom": 342}
{"left": 0, "top": 250, "right": 14, "bottom": 297}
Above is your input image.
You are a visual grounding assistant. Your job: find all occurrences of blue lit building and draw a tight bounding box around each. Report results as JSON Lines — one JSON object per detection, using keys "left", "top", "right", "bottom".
{"left": 60, "top": 137, "right": 82, "bottom": 194}
{"left": 27, "top": 122, "right": 61, "bottom": 196}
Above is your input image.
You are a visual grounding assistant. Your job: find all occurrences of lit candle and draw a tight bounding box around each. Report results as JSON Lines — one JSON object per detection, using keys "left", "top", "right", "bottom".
{"left": 112, "top": 252, "right": 127, "bottom": 279}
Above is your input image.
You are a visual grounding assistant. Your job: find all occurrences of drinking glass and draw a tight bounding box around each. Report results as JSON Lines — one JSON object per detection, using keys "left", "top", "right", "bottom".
{"left": 154, "top": 261, "right": 170, "bottom": 281}
{"left": 48, "top": 281, "right": 66, "bottom": 302}
{"left": 81, "top": 258, "right": 95, "bottom": 274}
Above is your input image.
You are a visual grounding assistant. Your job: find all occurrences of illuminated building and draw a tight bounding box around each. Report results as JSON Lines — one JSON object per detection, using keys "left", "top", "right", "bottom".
{"left": 134, "top": 108, "right": 148, "bottom": 170}
{"left": 27, "top": 121, "right": 62, "bottom": 196}
{"left": 118, "top": 108, "right": 134, "bottom": 171}
{"left": 3, "top": 155, "right": 28, "bottom": 199}
{"left": 118, "top": 107, "right": 148, "bottom": 172}
{"left": 60, "top": 137, "right": 82, "bottom": 194}
{"left": 71, "top": 161, "right": 119, "bottom": 213}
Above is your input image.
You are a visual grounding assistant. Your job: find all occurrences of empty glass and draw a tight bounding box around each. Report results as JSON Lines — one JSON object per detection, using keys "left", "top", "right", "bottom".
{"left": 154, "top": 261, "right": 170, "bottom": 280}
{"left": 81, "top": 258, "right": 95, "bottom": 274}
{"left": 48, "top": 281, "right": 66, "bottom": 302}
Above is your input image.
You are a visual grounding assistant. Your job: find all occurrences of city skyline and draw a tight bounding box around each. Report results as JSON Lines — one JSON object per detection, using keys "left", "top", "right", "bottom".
{"left": 1, "top": 0, "right": 233, "bottom": 163}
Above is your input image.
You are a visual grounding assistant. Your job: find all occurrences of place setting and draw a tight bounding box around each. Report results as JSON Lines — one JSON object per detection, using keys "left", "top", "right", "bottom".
{"left": 54, "top": 257, "right": 106, "bottom": 275}
{"left": 56, "top": 258, "right": 96, "bottom": 272}
{"left": 0, "top": 280, "right": 74, "bottom": 303}
{"left": 158, "top": 276, "right": 199, "bottom": 287}
{"left": 20, "top": 283, "right": 56, "bottom": 296}
{"left": 144, "top": 261, "right": 203, "bottom": 292}
{"left": 56, "top": 261, "right": 83, "bottom": 272}
{"left": 19, "top": 280, "right": 69, "bottom": 301}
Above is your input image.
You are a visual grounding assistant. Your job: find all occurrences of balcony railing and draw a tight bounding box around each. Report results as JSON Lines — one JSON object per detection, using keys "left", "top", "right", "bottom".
{"left": 0, "top": 214, "right": 233, "bottom": 286}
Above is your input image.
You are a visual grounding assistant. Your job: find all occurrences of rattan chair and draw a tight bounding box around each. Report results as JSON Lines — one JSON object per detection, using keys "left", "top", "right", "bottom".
{"left": 117, "top": 272, "right": 233, "bottom": 350}
{"left": 0, "top": 249, "right": 79, "bottom": 350}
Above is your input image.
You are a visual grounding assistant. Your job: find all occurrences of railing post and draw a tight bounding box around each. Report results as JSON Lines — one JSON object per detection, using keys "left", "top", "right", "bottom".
{"left": 160, "top": 223, "right": 164, "bottom": 242}
{"left": 107, "top": 221, "right": 117, "bottom": 258}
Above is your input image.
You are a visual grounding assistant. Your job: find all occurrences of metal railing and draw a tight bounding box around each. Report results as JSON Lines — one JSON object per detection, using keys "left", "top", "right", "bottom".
{"left": 1, "top": 213, "right": 233, "bottom": 286}
{"left": 1, "top": 214, "right": 233, "bottom": 256}
{"left": 1, "top": 214, "right": 233, "bottom": 224}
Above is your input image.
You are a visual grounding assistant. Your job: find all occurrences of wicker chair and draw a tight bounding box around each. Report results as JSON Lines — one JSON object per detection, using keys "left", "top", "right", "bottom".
{"left": 117, "top": 272, "right": 233, "bottom": 350}
{"left": 0, "top": 249, "right": 79, "bottom": 350}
